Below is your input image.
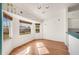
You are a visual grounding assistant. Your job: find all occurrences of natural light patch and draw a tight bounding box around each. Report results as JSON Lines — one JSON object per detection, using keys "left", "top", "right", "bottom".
{"left": 36, "top": 42, "right": 49, "bottom": 55}
{"left": 16, "top": 46, "right": 31, "bottom": 55}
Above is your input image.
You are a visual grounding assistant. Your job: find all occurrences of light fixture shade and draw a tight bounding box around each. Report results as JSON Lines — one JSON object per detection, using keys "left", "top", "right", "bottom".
{"left": 46, "top": 5, "right": 49, "bottom": 9}
{"left": 38, "top": 6, "right": 41, "bottom": 9}
{"left": 37, "top": 4, "right": 49, "bottom": 14}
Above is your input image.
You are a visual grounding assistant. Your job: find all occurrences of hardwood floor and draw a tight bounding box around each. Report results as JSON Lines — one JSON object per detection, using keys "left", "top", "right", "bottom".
{"left": 10, "top": 39, "right": 69, "bottom": 55}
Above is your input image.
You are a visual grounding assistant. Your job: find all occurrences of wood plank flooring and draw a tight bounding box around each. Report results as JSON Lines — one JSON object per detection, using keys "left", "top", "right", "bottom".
{"left": 10, "top": 39, "right": 69, "bottom": 55}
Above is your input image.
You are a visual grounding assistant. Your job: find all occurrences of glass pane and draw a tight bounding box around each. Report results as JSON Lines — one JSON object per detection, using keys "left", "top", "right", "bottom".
{"left": 3, "top": 17, "right": 10, "bottom": 40}
{"left": 20, "top": 22, "right": 31, "bottom": 35}
{"left": 35, "top": 24, "right": 40, "bottom": 33}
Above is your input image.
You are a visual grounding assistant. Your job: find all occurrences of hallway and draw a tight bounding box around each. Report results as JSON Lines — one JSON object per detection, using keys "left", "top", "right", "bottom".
{"left": 10, "top": 39, "right": 69, "bottom": 55}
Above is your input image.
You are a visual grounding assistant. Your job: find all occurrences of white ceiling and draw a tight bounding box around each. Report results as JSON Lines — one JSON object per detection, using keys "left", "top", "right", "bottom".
{"left": 3, "top": 3, "right": 77, "bottom": 22}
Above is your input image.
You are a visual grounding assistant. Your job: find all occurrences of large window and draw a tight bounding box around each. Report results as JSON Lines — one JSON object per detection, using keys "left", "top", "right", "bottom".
{"left": 3, "top": 17, "right": 11, "bottom": 40}
{"left": 19, "top": 20, "right": 32, "bottom": 35}
{"left": 3, "top": 12, "right": 12, "bottom": 40}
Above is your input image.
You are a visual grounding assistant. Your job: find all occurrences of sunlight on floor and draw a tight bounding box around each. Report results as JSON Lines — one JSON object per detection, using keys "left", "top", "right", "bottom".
{"left": 16, "top": 42, "right": 49, "bottom": 55}
{"left": 16, "top": 46, "right": 31, "bottom": 55}
{"left": 36, "top": 42, "right": 49, "bottom": 55}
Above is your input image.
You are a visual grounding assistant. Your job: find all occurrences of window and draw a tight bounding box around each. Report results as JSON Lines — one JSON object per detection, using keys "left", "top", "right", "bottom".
{"left": 3, "top": 17, "right": 11, "bottom": 40}
{"left": 3, "top": 12, "right": 12, "bottom": 40}
{"left": 35, "top": 23, "right": 40, "bottom": 33}
{"left": 19, "top": 20, "right": 32, "bottom": 35}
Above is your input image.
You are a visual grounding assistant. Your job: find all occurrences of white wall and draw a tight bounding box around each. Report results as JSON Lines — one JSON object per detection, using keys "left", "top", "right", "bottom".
{"left": 2, "top": 39, "right": 14, "bottom": 55}
{"left": 2, "top": 14, "right": 43, "bottom": 55}
{"left": 43, "top": 8, "right": 68, "bottom": 44}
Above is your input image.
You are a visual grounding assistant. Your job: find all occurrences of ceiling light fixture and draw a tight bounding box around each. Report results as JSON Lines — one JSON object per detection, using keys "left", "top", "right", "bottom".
{"left": 46, "top": 5, "right": 49, "bottom": 9}
{"left": 38, "top": 6, "right": 41, "bottom": 9}
{"left": 37, "top": 5, "right": 49, "bottom": 9}
{"left": 37, "top": 4, "right": 49, "bottom": 14}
